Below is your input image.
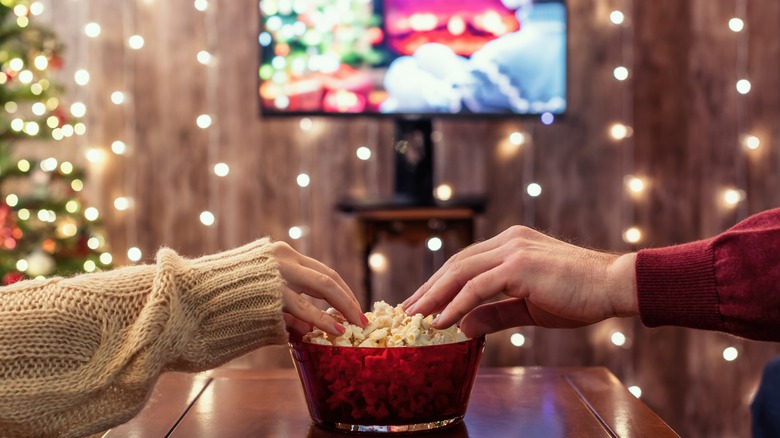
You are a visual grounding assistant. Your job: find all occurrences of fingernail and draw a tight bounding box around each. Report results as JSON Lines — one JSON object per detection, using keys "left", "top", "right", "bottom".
{"left": 360, "top": 314, "right": 369, "bottom": 326}
{"left": 406, "top": 305, "right": 417, "bottom": 315}
{"left": 335, "top": 323, "right": 346, "bottom": 335}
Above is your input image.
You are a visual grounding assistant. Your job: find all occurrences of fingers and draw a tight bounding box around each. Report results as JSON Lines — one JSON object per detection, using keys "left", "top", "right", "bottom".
{"left": 280, "top": 257, "right": 366, "bottom": 328}
{"left": 430, "top": 263, "right": 511, "bottom": 328}
{"left": 282, "top": 287, "right": 346, "bottom": 336}
{"left": 403, "top": 232, "right": 511, "bottom": 310}
{"left": 405, "top": 247, "right": 504, "bottom": 317}
{"left": 459, "top": 299, "right": 535, "bottom": 338}
{"left": 283, "top": 312, "right": 313, "bottom": 339}
{"left": 295, "top": 253, "right": 361, "bottom": 308}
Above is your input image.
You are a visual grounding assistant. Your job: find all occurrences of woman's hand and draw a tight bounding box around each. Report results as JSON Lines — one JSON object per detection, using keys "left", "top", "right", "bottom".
{"left": 402, "top": 226, "right": 639, "bottom": 338}
{"left": 272, "top": 241, "right": 367, "bottom": 337}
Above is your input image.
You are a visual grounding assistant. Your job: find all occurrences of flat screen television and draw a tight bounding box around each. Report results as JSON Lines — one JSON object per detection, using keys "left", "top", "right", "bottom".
{"left": 258, "top": 0, "right": 567, "bottom": 206}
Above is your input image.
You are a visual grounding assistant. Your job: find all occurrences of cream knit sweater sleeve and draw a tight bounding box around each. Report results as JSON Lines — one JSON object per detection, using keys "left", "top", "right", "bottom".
{"left": 0, "top": 238, "right": 288, "bottom": 438}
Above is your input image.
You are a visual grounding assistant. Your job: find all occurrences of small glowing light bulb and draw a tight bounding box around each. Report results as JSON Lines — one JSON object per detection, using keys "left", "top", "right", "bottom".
{"left": 628, "top": 386, "right": 642, "bottom": 398}
{"left": 34, "top": 55, "right": 48, "bottom": 70}
{"left": 30, "top": 2, "right": 44, "bottom": 15}
{"left": 728, "top": 18, "right": 744, "bottom": 32}
{"left": 87, "top": 237, "right": 101, "bottom": 250}
{"left": 623, "top": 227, "right": 642, "bottom": 244}
{"left": 610, "top": 10, "right": 625, "bottom": 25}
{"left": 299, "top": 117, "right": 313, "bottom": 132}
{"left": 31, "top": 102, "right": 46, "bottom": 116}
{"left": 70, "top": 102, "right": 87, "bottom": 118}
{"left": 526, "top": 183, "right": 542, "bottom": 197}
{"left": 368, "top": 252, "right": 388, "bottom": 273}
{"left": 200, "top": 211, "right": 216, "bottom": 226}
{"left": 610, "top": 123, "right": 631, "bottom": 140}
{"left": 74, "top": 69, "right": 90, "bottom": 86}
{"left": 434, "top": 184, "right": 453, "bottom": 201}
{"left": 113, "top": 197, "right": 132, "bottom": 211}
{"left": 742, "top": 135, "right": 760, "bottom": 150}
{"left": 111, "top": 140, "right": 127, "bottom": 155}
{"left": 84, "top": 22, "right": 101, "bottom": 38}
{"left": 510, "top": 333, "right": 526, "bottom": 347}
{"left": 296, "top": 173, "right": 310, "bottom": 187}
{"left": 9, "top": 58, "right": 24, "bottom": 71}
{"left": 214, "top": 162, "right": 230, "bottom": 177}
{"left": 611, "top": 331, "right": 627, "bottom": 347}
{"left": 84, "top": 207, "right": 100, "bottom": 221}
{"left": 289, "top": 226, "right": 303, "bottom": 240}
{"left": 128, "top": 35, "right": 145, "bottom": 50}
{"left": 723, "top": 189, "right": 744, "bottom": 206}
{"left": 356, "top": 146, "right": 371, "bottom": 160}
{"left": 85, "top": 148, "right": 105, "bottom": 164}
{"left": 99, "top": 253, "right": 113, "bottom": 265}
{"left": 613, "top": 66, "right": 629, "bottom": 81}
{"left": 197, "top": 50, "right": 212, "bottom": 65}
{"left": 84, "top": 260, "right": 97, "bottom": 272}
{"left": 426, "top": 237, "right": 443, "bottom": 252}
{"left": 626, "top": 176, "right": 646, "bottom": 193}
{"left": 723, "top": 346, "right": 738, "bottom": 361}
{"left": 509, "top": 131, "right": 526, "bottom": 146}
{"left": 736, "top": 79, "right": 751, "bottom": 95}
{"left": 127, "top": 247, "right": 143, "bottom": 262}
{"left": 111, "top": 91, "right": 126, "bottom": 105}
{"left": 196, "top": 114, "right": 212, "bottom": 128}
{"left": 17, "top": 159, "right": 31, "bottom": 172}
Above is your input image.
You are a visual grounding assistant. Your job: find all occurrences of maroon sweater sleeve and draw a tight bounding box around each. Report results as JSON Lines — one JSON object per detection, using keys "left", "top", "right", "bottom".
{"left": 636, "top": 208, "right": 780, "bottom": 341}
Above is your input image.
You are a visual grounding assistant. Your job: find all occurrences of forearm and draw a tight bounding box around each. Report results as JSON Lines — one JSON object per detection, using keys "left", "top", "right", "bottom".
{"left": 0, "top": 238, "right": 287, "bottom": 437}
{"left": 636, "top": 208, "right": 780, "bottom": 341}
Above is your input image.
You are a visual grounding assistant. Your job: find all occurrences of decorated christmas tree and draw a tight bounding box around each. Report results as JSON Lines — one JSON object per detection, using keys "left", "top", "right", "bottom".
{"left": 0, "top": 0, "right": 111, "bottom": 284}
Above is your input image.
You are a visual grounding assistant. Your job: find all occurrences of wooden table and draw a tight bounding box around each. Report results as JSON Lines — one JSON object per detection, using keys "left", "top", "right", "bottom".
{"left": 104, "top": 367, "right": 679, "bottom": 437}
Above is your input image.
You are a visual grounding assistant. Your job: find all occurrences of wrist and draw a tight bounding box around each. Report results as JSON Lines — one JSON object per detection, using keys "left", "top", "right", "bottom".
{"left": 606, "top": 252, "right": 639, "bottom": 317}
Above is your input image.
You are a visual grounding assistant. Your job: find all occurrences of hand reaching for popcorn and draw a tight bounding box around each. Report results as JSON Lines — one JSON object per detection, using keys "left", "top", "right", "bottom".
{"left": 402, "top": 226, "right": 639, "bottom": 338}
{"left": 272, "top": 241, "right": 367, "bottom": 337}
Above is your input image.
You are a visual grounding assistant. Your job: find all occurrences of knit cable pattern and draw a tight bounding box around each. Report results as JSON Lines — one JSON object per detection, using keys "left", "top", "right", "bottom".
{"left": 0, "top": 238, "right": 287, "bottom": 437}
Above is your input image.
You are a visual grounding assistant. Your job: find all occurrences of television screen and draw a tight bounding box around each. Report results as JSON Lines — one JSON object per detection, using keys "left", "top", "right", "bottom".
{"left": 258, "top": 0, "right": 567, "bottom": 117}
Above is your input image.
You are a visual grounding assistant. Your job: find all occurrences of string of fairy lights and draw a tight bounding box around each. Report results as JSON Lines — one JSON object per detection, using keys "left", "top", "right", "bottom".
{"left": 199, "top": 0, "right": 221, "bottom": 251}
{"left": 81, "top": 0, "right": 224, "bottom": 263}
{"left": 606, "top": 0, "right": 641, "bottom": 399}
{"left": 720, "top": 0, "right": 752, "bottom": 379}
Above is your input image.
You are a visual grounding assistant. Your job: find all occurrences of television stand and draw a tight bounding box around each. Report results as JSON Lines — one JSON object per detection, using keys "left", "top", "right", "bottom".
{"left": 336, "top": 194, "right": 487, "bottom": 212}
{"left": 337, "top": 195, "right": 486, "bottom": 309}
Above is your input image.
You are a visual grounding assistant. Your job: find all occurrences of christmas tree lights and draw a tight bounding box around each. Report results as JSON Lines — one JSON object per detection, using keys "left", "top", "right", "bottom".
{"left": 0, "top": 1, "right": 111, "bottom": 283}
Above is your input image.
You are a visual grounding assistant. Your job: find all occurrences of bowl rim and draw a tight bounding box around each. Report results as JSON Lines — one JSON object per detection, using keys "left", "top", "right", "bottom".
{"left": 288, "top": 334, "right": 486, "bottom": 350}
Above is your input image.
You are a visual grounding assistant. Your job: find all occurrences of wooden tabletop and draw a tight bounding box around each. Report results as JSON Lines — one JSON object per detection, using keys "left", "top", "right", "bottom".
{"left": 105, "top": 367, "right": 679, "bottom": 438}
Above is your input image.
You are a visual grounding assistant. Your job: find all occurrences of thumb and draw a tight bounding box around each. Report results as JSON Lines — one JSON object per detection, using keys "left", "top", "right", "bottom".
{"left": 461, "top": 298, "right": 594, "bottom": 338}
{"left": 460, "top": 299, "right": 535, "bottom": 338}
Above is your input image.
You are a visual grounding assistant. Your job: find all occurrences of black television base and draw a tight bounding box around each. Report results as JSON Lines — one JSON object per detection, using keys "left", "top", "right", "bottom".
{"left": 338, "top": 118, "right": 487, "bottom": 213}
{"left": 393, "top": 117, "right": 435, "bottom": 205}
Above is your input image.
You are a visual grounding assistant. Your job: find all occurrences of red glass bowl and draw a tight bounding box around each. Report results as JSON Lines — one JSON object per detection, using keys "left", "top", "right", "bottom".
{"left": 289, "top": 335, "right": 485, "bottom": 433}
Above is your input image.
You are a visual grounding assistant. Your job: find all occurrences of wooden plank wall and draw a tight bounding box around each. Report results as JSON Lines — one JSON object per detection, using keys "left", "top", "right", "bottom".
{"left": 37, "top": 0, "right": 780, "bottom": 436}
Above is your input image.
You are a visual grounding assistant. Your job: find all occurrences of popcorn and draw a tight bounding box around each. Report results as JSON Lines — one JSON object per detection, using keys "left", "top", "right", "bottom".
{"left": 303, "top": 300, "right": 468, "bottom": 347}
